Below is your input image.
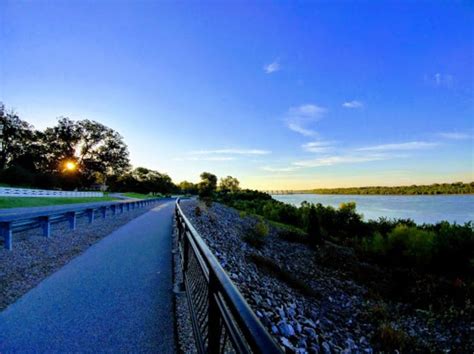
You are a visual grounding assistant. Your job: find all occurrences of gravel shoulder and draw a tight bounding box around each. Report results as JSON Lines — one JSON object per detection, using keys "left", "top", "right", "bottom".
{"left": 0, "top": 201, "right": 162, "bottom": 311}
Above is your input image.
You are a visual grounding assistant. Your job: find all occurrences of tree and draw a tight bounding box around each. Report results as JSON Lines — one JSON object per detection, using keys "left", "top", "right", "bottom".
{"left": 111, "top": 167, "right": 176, "bottom": 194}
{"left": 131, "top": 167, "right": 175, "bottom": 194}
{"left": 307, "top": 205, "right": 323, "bottom": 247}
{"left": 41, "top": 118, "right": 131, "bottom": 187}
{"left": 0, "top": 104, "right": 37, "bottom": 171}
{"left": 198, "top": 172, "right": 217, "bottom": 198}
{"left": 218, "top": 176, "right": 240, "bottom": 192}
{"left": 179, "top": 180, "right": 198, "bottom": 195}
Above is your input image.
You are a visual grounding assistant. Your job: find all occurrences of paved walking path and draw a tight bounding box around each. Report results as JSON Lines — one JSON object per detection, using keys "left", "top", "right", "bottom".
{"left": 0, "top": 201, "right": 176, "bottom": 352}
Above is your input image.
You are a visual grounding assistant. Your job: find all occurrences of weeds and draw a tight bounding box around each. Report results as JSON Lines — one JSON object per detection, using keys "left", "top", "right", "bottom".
{"left": 242, "top": 219, "right": 269, "bottom": 249}
{"left": 247, "top": 253, "right": 320, "bottom": 298}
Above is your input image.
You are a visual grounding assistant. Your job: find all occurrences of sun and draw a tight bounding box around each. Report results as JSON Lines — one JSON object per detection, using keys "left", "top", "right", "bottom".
{"left": 64, "top": 161, "right": 77, "bottom": 171}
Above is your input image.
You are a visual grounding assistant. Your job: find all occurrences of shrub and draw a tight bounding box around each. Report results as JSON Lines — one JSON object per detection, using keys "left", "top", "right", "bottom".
{"left": 388, "top": 225, "right": 436, "bottom": 266}
{"left": 372, "top": 323, "right": 412, "bottom": 351}
{"left": 429, "top": 221, "right": 474, "bottom": 275}
{"left": 194, "top": 206, "right": 201, "bottom": 217}
{"left": 306, "top": 205, "right": 323, "bottom": 247}
{"left": 363, "top": 225, "right": 436, "bottom": 267}
{"left": 242, "top": 220, "right": 269, "bottom": 249}
{"left": 273, "top": 222, "right": 308, "bottom": 243}
{"left": 367, "top": 303, "right": 389, "bottom": 323}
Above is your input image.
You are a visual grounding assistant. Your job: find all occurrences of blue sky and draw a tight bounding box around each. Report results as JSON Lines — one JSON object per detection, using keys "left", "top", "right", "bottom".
{"left": 1, "top": 0, "right": 473, "bottom": 189}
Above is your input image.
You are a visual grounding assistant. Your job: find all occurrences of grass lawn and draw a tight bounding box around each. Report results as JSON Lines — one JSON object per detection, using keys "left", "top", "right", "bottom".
{"left": 122, "top": 192, "right": 160, "bottom": 199}
{"left": 0, "top": 196, "right": 117, "bottom": 209}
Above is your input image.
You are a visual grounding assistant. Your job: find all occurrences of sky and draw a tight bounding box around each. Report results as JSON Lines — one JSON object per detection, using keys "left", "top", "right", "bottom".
{"left": 1, "top": 0, "right": 473, "bottom": 189}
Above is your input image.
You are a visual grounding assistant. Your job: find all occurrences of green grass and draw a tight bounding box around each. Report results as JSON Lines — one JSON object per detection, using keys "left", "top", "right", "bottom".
{"left": 0, "top": 196, "right": 117, "bottom": 209}
{"left": 122, "top": 192, "right": 161, "bottom": 199}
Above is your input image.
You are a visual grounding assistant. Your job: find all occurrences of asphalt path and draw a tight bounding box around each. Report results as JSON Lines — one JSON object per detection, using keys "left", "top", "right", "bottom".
{"left": 0, "top": 201, "right": 176, "bottom": 352}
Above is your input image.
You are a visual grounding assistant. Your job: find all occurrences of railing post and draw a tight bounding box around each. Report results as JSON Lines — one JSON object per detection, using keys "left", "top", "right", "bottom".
{"left": 126, "top": 203, "right": 130, "bottom": 212}
{"left": 40, "top": 216, "right": 51, "bottom": 238}
{"left": 1, "top": 222, "right": 13, "bottom": 250}
{"left": 208, "top": 271, "right": 222, "bottom": 353}
{"left": 111, "top": 205, "right": 116, "bottom": 216}
{"left": 183, "top": 224, "right": 190, "bottom": 273}
{"left": 100, "top": 206, "right": 107, "bottom": 218}
{"left": 66, "top": 212, "right": 76, "bottom": 230}
{"left": 87, "top": 209, "right": 95, "bottom": 223}
{"left": 120, "top": 204, "right": 124, "bottom": 213}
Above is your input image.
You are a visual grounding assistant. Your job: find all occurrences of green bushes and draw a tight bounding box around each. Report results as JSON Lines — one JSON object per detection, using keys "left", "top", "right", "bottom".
{"left": 425, "top": 221, "right": 474, "bottom": 274}
{"left": 219, "top": 189, "right": 474, "bottom": 277}
{"left": 362, "top": 223, "right": 474, "bottom": 275}
{"left": 372, "top": 323, "right": 413, "bottom": 351}
{"left": 242, "top": 219, "right": 269, "bottom": 249}
{"left": 363, "top": 225, "right": 436, "bottom": 267}
{"left": 194, "top": 206, "right": 202, "bottom": 217}
{"left": 272, "top": 222, "right": 308, "bottom": 243}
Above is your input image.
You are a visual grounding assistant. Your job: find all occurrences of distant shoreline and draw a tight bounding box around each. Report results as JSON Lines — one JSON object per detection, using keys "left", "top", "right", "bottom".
{"left": 267, "top": 182, "right": 474, "bottom": 196}
{"left": 272, "top": 192, "right": 474, "bottom": 196}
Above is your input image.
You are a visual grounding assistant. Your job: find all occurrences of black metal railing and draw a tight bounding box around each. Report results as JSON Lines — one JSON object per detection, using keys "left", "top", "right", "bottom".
{"left": 175, "top": 199, "right": 282, "bottom": 354}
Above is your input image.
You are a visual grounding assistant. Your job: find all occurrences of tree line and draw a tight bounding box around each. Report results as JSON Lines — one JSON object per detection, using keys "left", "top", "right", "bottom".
{"left": 0, "top": 103, "right": 176, "bottom": 194}
{"left": 0, "top": 103, "right": 243, "bottom": 196}
{"left": 305, "top": 182, "right": 474, "bottom": 195}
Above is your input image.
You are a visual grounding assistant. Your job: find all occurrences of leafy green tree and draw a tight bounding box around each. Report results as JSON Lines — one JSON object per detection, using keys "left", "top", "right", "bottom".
{"left": 219, "top": 176, "right": 240, "bottom": 192}
{"left": 179, "top": 180, "right": 198, "bottom": 194}
{"left": 0, "top": 104, "right": 37, "bottom": 171}
{"left": 111, "top": 167, "right": 176, "bottom": 194}
{"left": 42, "top": 118, "right": 131, "bottom": 187}
{"left": 198, "top": 172, "right": 217, "bottom": 198}
{"left": 307, "top": 205, "right": 323, "bottom": 247}
{"left": 41, "top": 117, "right": 82, "bottom": 172}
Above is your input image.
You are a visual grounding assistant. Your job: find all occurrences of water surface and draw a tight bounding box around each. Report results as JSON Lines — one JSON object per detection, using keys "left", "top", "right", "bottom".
{"left": 272, "top": 194, "right": 474, "bottom": 224}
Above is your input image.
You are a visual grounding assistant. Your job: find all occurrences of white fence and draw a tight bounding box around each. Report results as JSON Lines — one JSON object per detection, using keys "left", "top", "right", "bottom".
{"left": 0, "top": 187, "right": 103, "bottom": 198}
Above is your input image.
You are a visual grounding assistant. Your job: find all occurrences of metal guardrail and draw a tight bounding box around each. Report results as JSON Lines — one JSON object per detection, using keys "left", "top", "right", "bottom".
{"left": 175, "top": 199, "right": 282, "bottom": 354}
{"left": 0, "top": 187, "right": 103, "bottom": 198}
{"left": 0, "top": 198, "right": 164, "bottom": 250}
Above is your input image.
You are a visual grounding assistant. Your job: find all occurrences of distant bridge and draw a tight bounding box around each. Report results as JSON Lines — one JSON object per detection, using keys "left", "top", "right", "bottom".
{"left": 261, "top": 190, "right": 301, "bottom": 195}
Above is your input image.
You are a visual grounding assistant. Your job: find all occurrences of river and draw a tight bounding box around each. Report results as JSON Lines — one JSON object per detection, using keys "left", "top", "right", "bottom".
{"left": 272, "top": 194, "right": 474, "bottom": 224}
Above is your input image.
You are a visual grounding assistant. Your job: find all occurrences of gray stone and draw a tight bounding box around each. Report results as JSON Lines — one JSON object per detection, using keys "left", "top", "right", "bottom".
{"left": 280, "top": 337, "right": 294, "bottom": 350}
{"left": 322, "top": 341, "right": 331, "bottom": 353}
{"left": 278, "top": 321, "right": 295, "bottom": 337}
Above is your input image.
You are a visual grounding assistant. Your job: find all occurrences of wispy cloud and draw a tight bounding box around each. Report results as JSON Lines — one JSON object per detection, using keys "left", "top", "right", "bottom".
{"left": 263, "top": 60, "right": 281, "bottom": 74}
{"left": 174, "top": 156, "right": 235, "bottom": 161}
{"left": 287, "top": 123, "right": 316, "bottom": 137}
{"left": 425, "top": 73, "right": 454, "bottom": 88}
{"left": 293, "top": 154, "right": 388, "bottom": 167}
{"left": 302, "top": 140, "right": 335, "bottom": 153}
{"left": 190, "top": 149, "right": 271, "bottom": 155}
{"left": 342, "top": 100, "right": 364, "bottom": 109}
{"left": 261, "top": 166, "right": 300, "bottom": 172}
{"left": 285, "top": 104, "right": 327, "bottom": 136}
{"left": 357, "top": 141, "right": 438, "bottom": 152}
{"left": 438, "top": 132, "right": 472, "bottom": 140}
